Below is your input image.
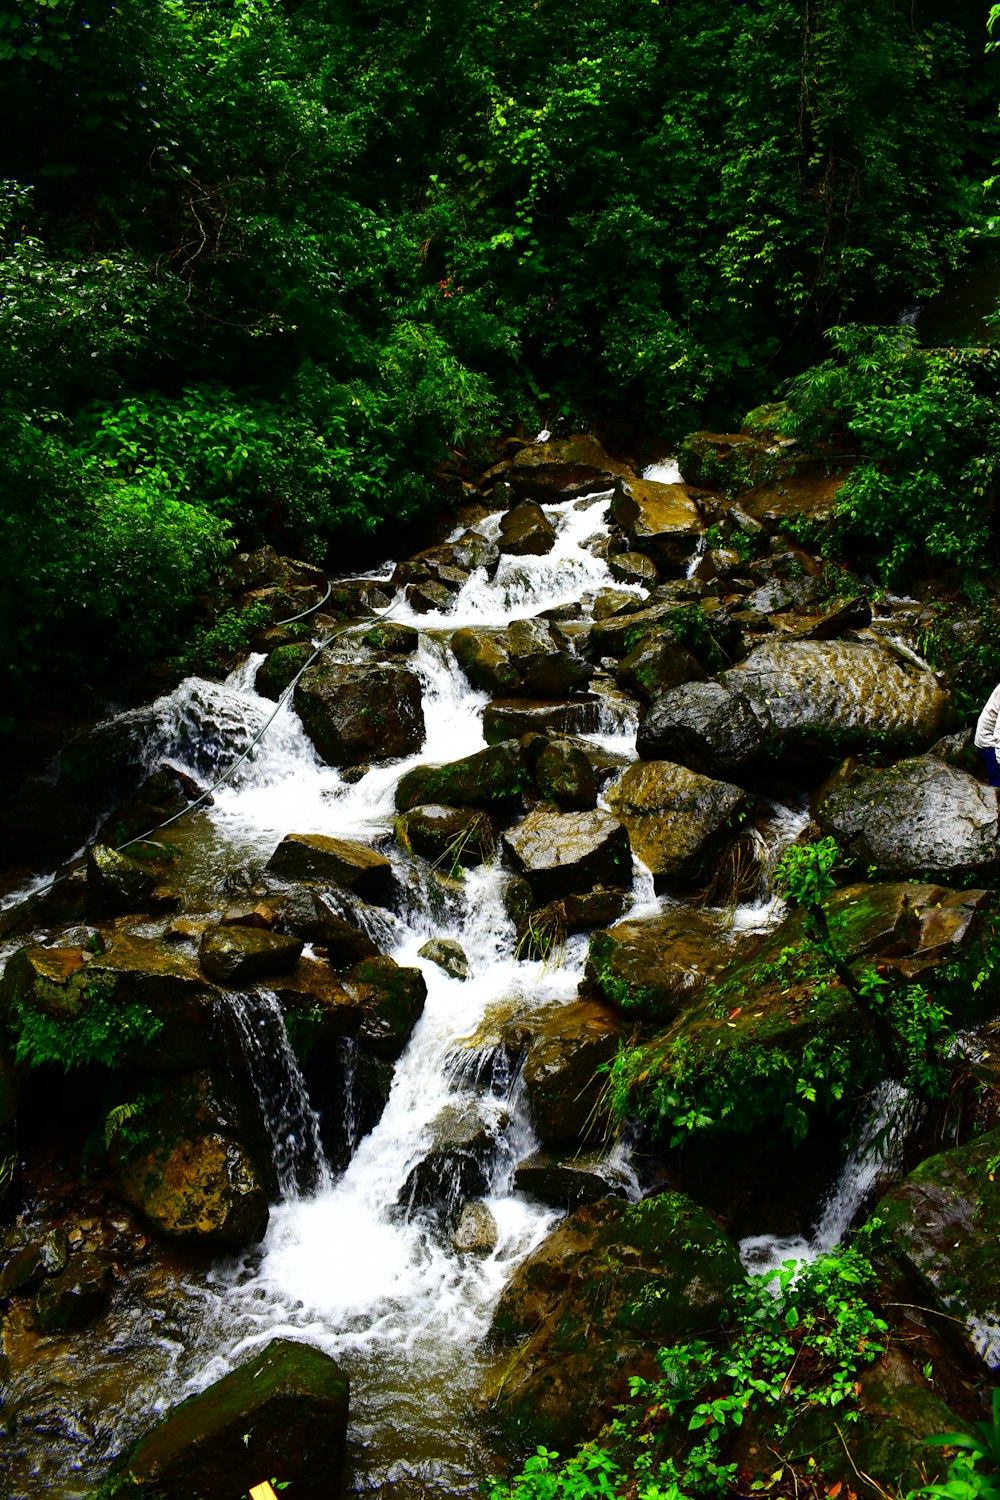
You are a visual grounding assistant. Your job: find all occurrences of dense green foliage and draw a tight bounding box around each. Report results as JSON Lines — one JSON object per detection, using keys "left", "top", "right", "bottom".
{"left": 1, "top": 0, "right": 998, "bottom": 706}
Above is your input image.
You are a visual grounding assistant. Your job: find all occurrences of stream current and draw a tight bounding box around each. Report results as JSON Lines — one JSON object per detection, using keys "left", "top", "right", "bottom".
{"left": 0, "top": 473, "right": 902, "bottom": 1497}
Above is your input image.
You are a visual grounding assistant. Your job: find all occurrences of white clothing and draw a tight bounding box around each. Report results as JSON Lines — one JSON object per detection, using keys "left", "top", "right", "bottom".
{"left": 975, "top": 683, "right": 1000, "bottom": 749}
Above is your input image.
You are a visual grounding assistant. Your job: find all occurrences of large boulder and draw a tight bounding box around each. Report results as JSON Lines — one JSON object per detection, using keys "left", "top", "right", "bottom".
{"left": 505, "top": 434, "right": 630, "bottom": 502}
{"left": 198, "top": 926, "right": 303, "bottom": 986}
{"left": 482, "top": 1193, "right": 743, "bottom": 1448}
{"left": 585, "top": 908, "right": 738, "bottom": 1019}
{"left": 0, "top": 935, "right": 222, "bottom": 1069}
{"left": 874, "top": 1128, "right": 1000, "bottom": 1368}
{"left": 610, "top": 477, "right": 706, "bottom": 571}
{"left": 720, "top": 638, "right": 951, "bottom": 759}
{"left": 498, "top": 500, "right": 556, "bottom": 556}
{"left": 501, "top": 806, "right": 632, "bottom": 903}
{"left": 605, "top": 761, "right": 751, "bottom": 891}
{"left": 636, "top": 681, "right": 766, "bottom": 778}
{"left": 400, "top": 1099, "right": 506, "bottom": 1217}
{"left": 394, "top": 740, "right": 528, "bottom": 812}
{"left": 500, "top": 618, "right": 592, "bottom": 698}
{"left": 616, "top": 634, "right": 706, "bottom": 703}
{"left": 815, "top": 756, "right": 1000, "bottom": 882}
{"left": 451, "top": 627, "right": 521, "bottom": 696}
{"left": 342, "top": 956, "right": 427, "bottom": 1058}
{"left": 266, "top": 833, "right": 394, "bottom": 904}
{"left": 293, "top": 660, "right": 425, "bottom": 766}
{"left": 112, "top": 1338, "right": 349, "bottom": 1499}
{"left": 116, "top": 1126, "right": 268, "bottom": 1245}
{"left": 86, "top": 843, "right": 160, "bottom": 916}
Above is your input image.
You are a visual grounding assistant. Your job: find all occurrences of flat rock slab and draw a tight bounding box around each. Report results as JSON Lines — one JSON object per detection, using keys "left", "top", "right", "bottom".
{"left": 501, "top": 806, "right": 632, "bottom": 903}
{"left": 266, "top": 833, "right": 394, "bottom": 904}
{"left": 585, "top": 907, "right": 738, "bottom": 1019}
{"left": 605, "top": 760, "right": 751, "bottom": 891}
{"left": 116, "top": 1337, "right": 349, "bottom": 1498}
{"left": 815, "top": 755, "right": 1000, "bottom": 882}
{"left": 721, "top": 637, "right": 951, "bottom": 757}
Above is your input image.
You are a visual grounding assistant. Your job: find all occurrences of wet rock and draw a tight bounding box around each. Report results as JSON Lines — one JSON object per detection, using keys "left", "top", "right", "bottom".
{"left": 608, "top": 551, "right": 660, "bottom": 588}
{"left": 605, "top": 761, "right": 751, "bottom": 891}
{"left": 534, "top": 740, "right": 597, "bottom": 810}
{"left": 293, "top": 660, "right": 425, "bottom": 766}
{"left": 96, "top": 765, "right": 210, "bottom": 849}
{"left": 395, "top": 740, "right": 528, "bottom": 812}
{"left": 254, "top": 642, "right": 314, "bottom": 701}
{"left": 451, "top": 626, "right": 521, "bottom": 695}
{"left": 874, "top": 1128, "right": 1000, "bottom": 1368}
{"left": 33, "top": 1253, "right": 111, "bottom": 1332}
{"left": 514, "top": 1149, "right": 632, "bottom": 1210}
{"left": 678, "top": 430, "right": 769, "bottom": 491}
{"left": 266, "top": 958, "right": 362, "bottom": 1036}
{"left": 400, "top": 1100, "right": 505, "bottom": 1216}
{"left": 0, "top": 1243, "right": 46, "bottom": 1298}
{"left": 0, "top": 935, "right": 222, "bottom": 1069}
{"left": 116, "top": 1129, "right": 268, "bottom": 1245}
{"left": 587, "top": 599, "right": 721, "bottom": 665}
{"left": 815, "top": 756, "right": 1000, "bottom": 882}
{"left": 483, "top": 1193, "right": 743, "bottom": 1447}
{"left": 773, "top": 593, "right": 873, "bottom": 641}
{"left": 406, "top": 578, "right": 455, "bottom": 613}
{"left": 501, "top": 618, "right": 593, "bottom": 698}
{"left": 266, "top": 834, "right": 394, "bottom": 904}
{"left": 114, "top": 1337, "right": 349, "bottom": 1499}
{"left": 610, "top": 477, "right": 705, "bottom": 571}
{"left": 452, "top": 1200, "right": 499, "bottom": 1255}
{"left": 740, "top": 458, "right": 854, "bottom": 530}
{"left": 198, "top": 925, "right": 303, "bottom": 986}
{"left": 636, "top": 681, "right": 766, "bottom": 778}
{"left": 498, "top": 500, "right": 556, "bottom": 556}
{"left": 86, "top": 843, "right": 159, "bottom": 916}
{"left": 482, "top": 698, "right": 603, "bottom": 743}
{"left": 506, "top": 434, "right": 629, "bottom": 502}
{"left": 220, "top": 902, "right": 279, "bottom": 929}
{"left": 585, "top": 908, "right": 737, "bottom": 1019}
{"left": 343, "top": 956, "right": 427, "bottom": 1058}
{"left": 514, "top": 888, "right": 629, "bottom": 958}
{"left": 502, "top": 806, "right": 631, "bottom": 904}
{"left": 395, "top": 804, "right": 496, "bottom": 867}
{"left": 279, "top": 888, "right": 381, "bottom": 967}
{"left": 519, "top": 999, "right": 621, "bottom": 1144}
{"left": 362, "top": 620, "right": 420, "bottom": 654}
{"left": 721, "top": 638, "right": 951, "bottom": 759}
{"left": 418, "top": 938, "right": 469, "bottom": 980}
{"left": 616, "top": 634, "right": 706, "bottom": 703}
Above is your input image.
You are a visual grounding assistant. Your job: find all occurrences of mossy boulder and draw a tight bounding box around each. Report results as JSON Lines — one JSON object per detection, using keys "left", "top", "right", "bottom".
{"left": 483, "top": 1193, "right": 743, "bottom": 1447}
{"left": 293, "top": 659, "right": 425, "bottom": 766}
{"left": 451, "top": 626, "right": 521, "bottom": 695}
{"left": 873, "top": 1128, "right": 1000, "bottom": 1367}
{"left": 677, "top": 430, "right": 770, "bottom": 491}
{"left": 534, "top": 740, "right": 598, "bottom": 810}
{"left": 394, "top": 740, "right": 528, "bottom": 812}
{"left": 395, "top": 803, "right": 495, "bottom": 866}
{"left": 342, "top": 955, "right": 427, "bottom": 1058}
{"left": 86, "top": 843, "right": 160, "bottom": 916}
{"left": 362, "top": 620, "right": 420, "bottom": 654}
{"left": 116, "top": 1127, "right": 268, "bottom": 1246}
{"left": 605, "top": 760, "right": 751, "bottom": 891}
{"left": 498, "top": 500, "right": 557, "bottom": 556}
{"left": 616, "top": 634, "right": 707, "bottom": 703}
{"left": 501, "top": 806, "right": 632, "bottom": 904}
{"left": 109, "top": 1338, "right": 349, "bottom": 1500}
{"left": 585, "top": 908, "right": 738, "bottom": 1019}
{"left": 815, "top": 755, "right": 1000, "bottom": 882}
{"left": 610, "top": 477, "right": 706, "bottom": 571}
{"left": 254, "top": 642, "right": 314, "bottom": 700}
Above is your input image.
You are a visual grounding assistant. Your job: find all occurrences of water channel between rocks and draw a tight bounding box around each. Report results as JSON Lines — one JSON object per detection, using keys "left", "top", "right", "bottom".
{"left": 0, "top": 473, "right": 900, "bottom": 1498}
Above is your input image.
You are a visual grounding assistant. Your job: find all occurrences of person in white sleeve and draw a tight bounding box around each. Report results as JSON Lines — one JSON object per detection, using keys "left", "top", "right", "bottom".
{"left": 974, "top": 682, "right": 1000, "bottom": 787}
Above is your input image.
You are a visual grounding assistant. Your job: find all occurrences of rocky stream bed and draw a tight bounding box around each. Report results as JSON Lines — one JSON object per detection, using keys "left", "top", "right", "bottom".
{"left": 2, "top": 433, "right": 1000, "bottom": 1499}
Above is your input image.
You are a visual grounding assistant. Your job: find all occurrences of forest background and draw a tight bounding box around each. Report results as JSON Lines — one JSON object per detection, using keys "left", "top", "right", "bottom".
{"left": 2, "top": 0, "right": 1000, "bottom": 741}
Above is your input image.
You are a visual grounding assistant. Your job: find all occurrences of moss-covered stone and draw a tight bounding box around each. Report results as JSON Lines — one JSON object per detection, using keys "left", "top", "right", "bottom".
{"left": 343, "top": 955, "right": 427, "bottom": 1058}
{"left": 266, "top": 833, "right": 394, "bottom": 904}
{"left": 394, "top": 741, "right": 528, "bottom": 812}
{"left": 293, "top": 659, "right": 425, "bottom": 766}
{"left": 198, "top": 925, "right": 303, "bottom": 986}
{"left": 586, "top": 907, "right": 736, "bottom": 1018}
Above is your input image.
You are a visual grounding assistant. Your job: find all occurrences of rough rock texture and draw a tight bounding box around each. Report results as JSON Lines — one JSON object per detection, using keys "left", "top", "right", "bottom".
{"left": 86, "top": 843, "right": 159, "bottom": 915}
{"left": 505, "top": 434, "right": 630, "bottom": 502}
{"left": 518, "top": 999, "right": 621, "bottom": 1144}
{"left": 115, "top": 1338, "right": 349, "bottom": 1500}
{"left": 534, "top": 739, "right": 598, "bottom": 810}
{"left": 501, "top": 806, "right": 632, "bottom": 903}
{"left": 33, "top": 1253, "right": 112, "bottom": 1332}
{"left": 400, "top": 1100, "right": 504, "bottom": 1216}
{"left": 293, "top": 660, "right": 425, "bottom": 766}
{"left": 483, "top": 698, "right": 603, "bottom": 742}
{"left": 636, "top": 681, "right": 766, "bottom": 778}
{"left": 394, "top": 740, "right": 528, "bottom": 812}
{"left": 482, "top": 1193, "right": 743, "bottom": 1447}
{"left": 501, "top": 617, "right": 592, "bottom": 697}
{"left": 198, "top": 925, "right": 303, "bottom": 986}
{"left": 610, "top": 478, "right": 705, "bottom": 571}
{"left": 279, "top": 888, "right": 381, "bottom": 967}
{"left": 605, "top": 761, "right": 751, "bottom": 891}
{"left": 721, "top": 638, "right": 951, "bottom": 757}
{"left": 452, "top": 1200, "right": 499, "bottom": 1255}
{"left": 815, "top": 756, "right": 1000, "bottom": 882}
{"left": 342, "top": 955, "right": 427, "bottom": 1057}
{"left": 608, "top": 550, "right": 660, "bottom": 588}
{"left": 116, "top": 1129, "right": 268, "bottom": 1245}
{"left": 266, "top": 833, "right": 394, "bottom": 904}
{"left": 616, "top": 634, "right": 707, "bottom": 703}
{"left": 875, "top": 1128, "right": 1000, "bottom": 1368}
{"left": 417, "top": 937, "right": 469, "bottom": 980}
{"left": 451, "top": 626, "right": 521, "bottom": 696}
{"left": 585, "top": 908, "right": 738, "bottom": 1019}
{"left": 395, "top": 803, "right": 495, "bottom": 866}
